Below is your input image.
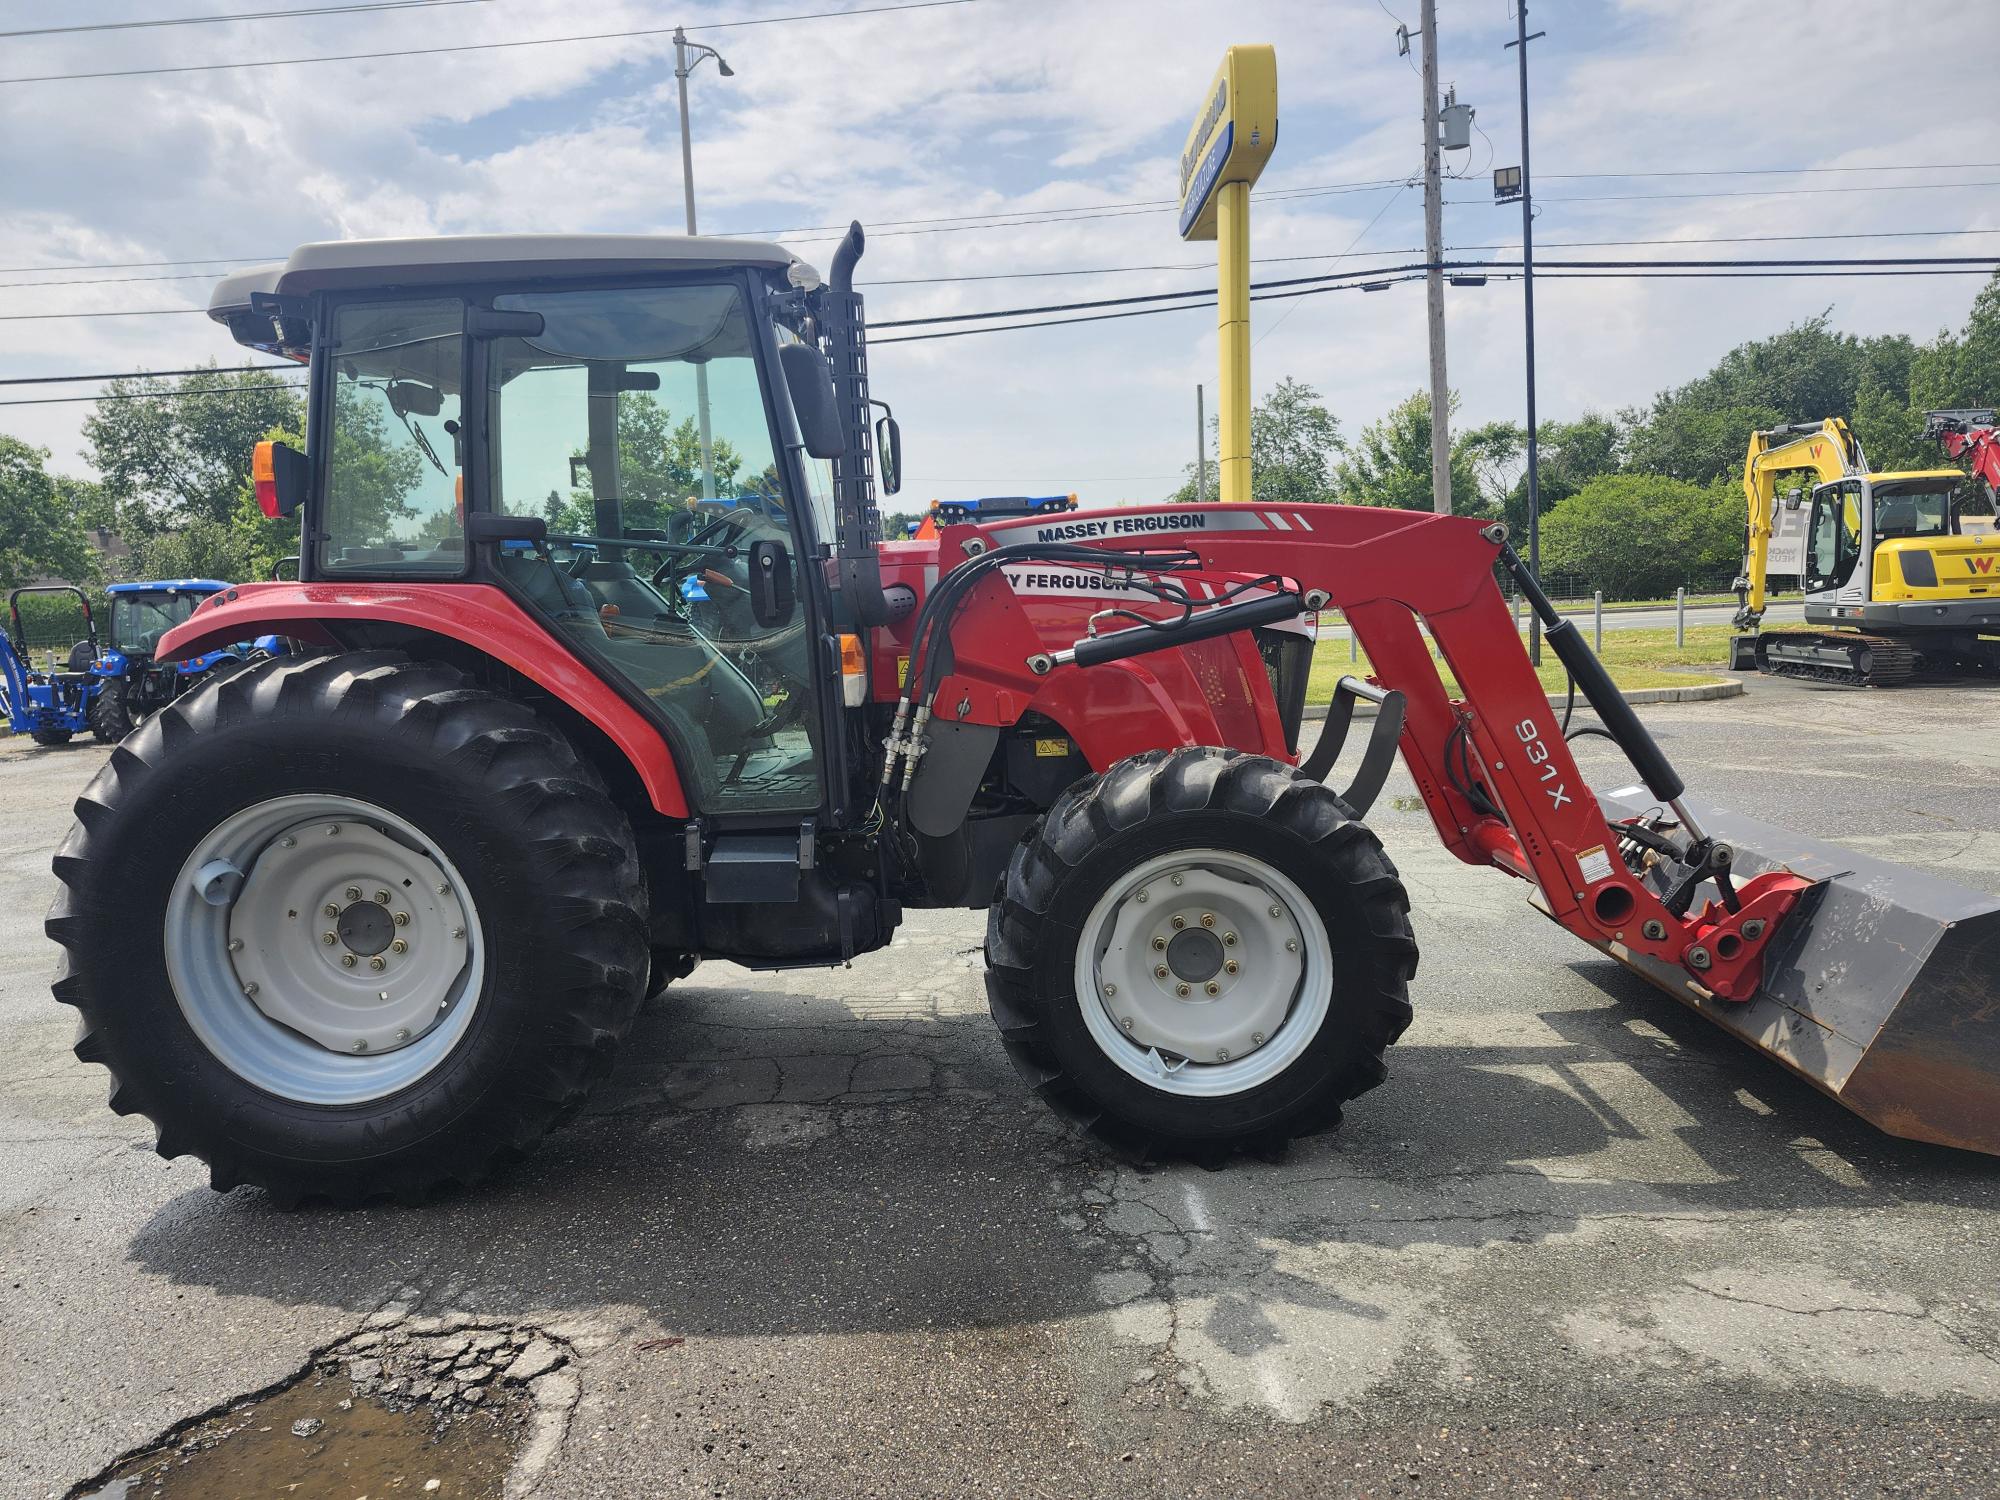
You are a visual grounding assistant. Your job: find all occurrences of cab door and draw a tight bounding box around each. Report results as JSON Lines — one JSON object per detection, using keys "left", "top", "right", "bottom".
{"left": 478, "top": 280, "right": 823, "bottom": 817}
{"left": 1802, "top": 481, "right": 1864, "bottom": 614}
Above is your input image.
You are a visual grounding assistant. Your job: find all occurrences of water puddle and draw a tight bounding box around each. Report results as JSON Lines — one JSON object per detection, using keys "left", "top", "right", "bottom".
{"left": 73, "top": 1318, "right": 575, "bottom": 1500}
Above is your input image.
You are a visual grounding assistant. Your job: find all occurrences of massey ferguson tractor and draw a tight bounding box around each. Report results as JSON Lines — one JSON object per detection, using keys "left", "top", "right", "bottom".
{"left": 49, "top": 226, "right": 2000, "bottom": 1206}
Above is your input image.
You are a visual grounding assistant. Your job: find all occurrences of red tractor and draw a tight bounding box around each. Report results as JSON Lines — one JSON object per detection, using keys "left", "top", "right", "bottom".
{"left": 50, "top": 226, "right": 2000, "bottom": 1205}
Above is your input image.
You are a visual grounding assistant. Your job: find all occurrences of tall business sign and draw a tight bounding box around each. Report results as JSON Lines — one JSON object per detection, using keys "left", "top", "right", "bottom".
{"left": 1178, "top": 45, "right": 1278, "bottom": 504}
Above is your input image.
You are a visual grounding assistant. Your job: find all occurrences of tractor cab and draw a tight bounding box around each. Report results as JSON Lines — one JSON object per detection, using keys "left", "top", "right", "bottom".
{"left": 105, "top": 580, "right": 227, "bottom": 659}
{"left": 216, "top": 233, "right": 871, "bottom": 823}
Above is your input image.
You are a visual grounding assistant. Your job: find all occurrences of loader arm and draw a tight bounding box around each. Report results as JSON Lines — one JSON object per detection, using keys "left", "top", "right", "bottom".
{"left": 916, "top": 503, "right": 1810, "bottom": 1007}
{"left": 1736, "top": 418, "right": 1865, "bottom": 628}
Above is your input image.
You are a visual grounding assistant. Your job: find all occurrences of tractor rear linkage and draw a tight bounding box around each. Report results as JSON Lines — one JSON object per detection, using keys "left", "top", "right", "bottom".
{"left": 911, "top": 502, "right": 1811, "bottom": 1006}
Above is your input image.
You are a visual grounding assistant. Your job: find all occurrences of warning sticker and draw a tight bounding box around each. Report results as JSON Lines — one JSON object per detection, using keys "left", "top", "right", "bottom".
{"left": 1033, "top": 737, "right": 1071, "bottom": 758}
{"left": 1576, "top": 844, "right": 1614, "bottom": 886}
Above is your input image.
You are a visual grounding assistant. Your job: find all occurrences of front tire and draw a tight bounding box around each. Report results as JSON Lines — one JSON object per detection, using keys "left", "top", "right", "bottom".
{"left": 89, "top": 681, "right": 133, "bottom": 743}
{"left": 985, "top": 747, "right": 1416, "bottom": 1163}
{"left": 49, "top": 651, "right": 649, "bottom": 1206}
{"left": 30, "top": 728, "right": 72, "bottom": 746}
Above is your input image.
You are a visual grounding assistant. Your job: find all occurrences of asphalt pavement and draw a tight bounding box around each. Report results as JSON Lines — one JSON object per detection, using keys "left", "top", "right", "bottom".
{"left": 5, "top": 671, "right": 2000, "bottom": 1498}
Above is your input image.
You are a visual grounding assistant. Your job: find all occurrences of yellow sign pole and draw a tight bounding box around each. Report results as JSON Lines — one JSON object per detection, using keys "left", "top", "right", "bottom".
{"left": 1178, "top": 46, "right": 1277, "bottom": 503}
{"left": 1215, "top": 180, "right": 1252, "bottom": 503}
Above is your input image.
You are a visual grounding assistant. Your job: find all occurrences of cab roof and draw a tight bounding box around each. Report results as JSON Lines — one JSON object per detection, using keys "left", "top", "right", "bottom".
{"left": 210, "top": 233, "right": 811, "bottom": 355}
{"left": 107, "top": 579, "right": 229, "bottom": 595}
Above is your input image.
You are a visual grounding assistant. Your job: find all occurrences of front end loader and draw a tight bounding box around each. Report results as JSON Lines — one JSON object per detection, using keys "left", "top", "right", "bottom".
{"left": 46, "top": 225, "right": 2000, "bottom": 1206}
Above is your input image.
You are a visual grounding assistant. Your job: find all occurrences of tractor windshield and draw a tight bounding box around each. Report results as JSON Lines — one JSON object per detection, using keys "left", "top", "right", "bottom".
{"left": 110, "top": 593, "right": 200, "bottom": 655}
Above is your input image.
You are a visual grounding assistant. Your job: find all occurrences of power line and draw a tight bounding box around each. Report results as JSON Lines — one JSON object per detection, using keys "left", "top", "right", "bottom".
{"left": 1540, "top": 162, "right": 2000, "bottom": 180}
{"left": 0, "top": 383, "right": 306, "bottom": 409}
{"left": 1451, "top": 179, "right": 2000, "bottom": 205}
{"left": 0, "top": 364, "right": 292, "bottom": 388}
{"left": 0, "top": 0, "right": 977, "bottom": 85}
{"left": 0, "top": 0, "right": 493, "bottom": 41}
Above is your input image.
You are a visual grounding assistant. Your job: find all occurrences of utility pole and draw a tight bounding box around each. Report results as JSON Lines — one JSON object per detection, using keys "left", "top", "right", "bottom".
{"left": 1196, "top": 384, "right": 1208, "bottom": 502}
{"left": 674, "top": 26, "right": 734, "bottom": 501}
{"left": 1505, "top": 5, "right": 1546, "bottom": 660}
{"left": 1418, "top": 0, "right": 1451, "bottom": 514}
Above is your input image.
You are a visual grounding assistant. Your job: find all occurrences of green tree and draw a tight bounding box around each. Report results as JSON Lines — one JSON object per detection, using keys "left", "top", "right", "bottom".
{"left": 1910, "top": 272, "right": 2000, "bottom": 415}
{"left": 1166, "top": 377, "right": 1345, "bottom": 504}
{"left": 82, "top": 366, "right": 304, "bottom": 535}
{"left": 1332, "top": 391, "right": 1484, "bottom": 513}
{"left": 0, "top": 436, "right": 100, "bottom": 590}
{"left": 1539, "top": 473, "right": 1740, "bottom": 599}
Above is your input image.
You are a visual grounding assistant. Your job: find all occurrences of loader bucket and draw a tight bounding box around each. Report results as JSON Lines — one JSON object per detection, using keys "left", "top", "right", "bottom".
{"left": 1579, "top": 790, "right": 2000, "bottom": 1156}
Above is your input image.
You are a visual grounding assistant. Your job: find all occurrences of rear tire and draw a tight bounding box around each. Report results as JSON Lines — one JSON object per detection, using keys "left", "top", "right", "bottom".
{"left": 985, "top": 747, "right": 1416, "bottom": 1163}
{"left": 49, "top": 651, "right": 649, "bottom": 1206}
{"left": 89, "top": 682, "right": 133, "bottom": 743}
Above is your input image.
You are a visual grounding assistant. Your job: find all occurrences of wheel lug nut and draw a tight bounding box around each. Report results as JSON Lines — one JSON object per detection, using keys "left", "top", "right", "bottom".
{"left": 322, "top": 932, "right": 337, "bottom": 946}
{"left": 1170, "top": 874, "right": 1184, "bottom": 887}
{"left": 450, "top": 927, "right": 465, "bottom": 939}
{"left": 345, "top": 885, "right": 361, "bottom": 901}
{"left": 1224, "top": 960, "right": 1239, "bottom": 975}
{"left": 1251, "top": 1031, "right": 1265, "bottom": 1045}
{"left": 1269, "top": 905, "right": 1283, "bottom": 918}
{"left": 341, "top": 954, "right": 357, "bottom": 968}
{"left": 1121, "top": 1017, "right": 1135, "bottom": 1031}
{"left": 391, "top": 938, "right": 408, "bottom": 955}
{"left": 395, "top": 1028, "right": 411, "bottom": 1042}
{"left": 1223, "top": 932, "right": 1238, "bottom": 946}
{"left": 280, "top": 836, "right": 296, "bottom": 849}
{"left": 1204, "top": 981, "right": 1220, "bottom": 996}
{"left": 374, "top": 889, "right": 391, "bottom": 905}
{"left": 352, "top": 1039, "right": 368, "bottom": 1052}
{"left": 1175, "top": 982, "right": 1190, "bottom": 997}
{"left": 1285, "top": 939, "right": 1299, "bottom": 952}
{"left": 242, "top": 983, "right": 258, "bottom": 997}
{"left": 393, "top": 912, "right": 410, "bottom": 927}
{"left": 1200, "top": 913, "right": 1215, "bottom": 928}
{"left": 1135, "top": 890, "right": 1149, "bottom": 904}
{"left": 1154, "top": 965, "right": 1169, "bottom": 979}
{"left": 1103, "top": 982, "right": 1117, "bottom": 997}
{"left": 1217, "top": 1048, "right": 1231, "bottom": 1062}
{"left": 369, "top": 956, "right": 386, "bottom": 971}
{"left": 435, "top": 883, "right": 449, "bottom": 896}
{"left": 1171, "top": 916, "right": 1186, "bottom": 930}
{"left": 227, "top": 938, "right": 243, "bottom": 952}
{"left": 326, "top": 824, "right": 341, "bottom": 835}
{"left": 324, "top": 904, "right": 339, "bottom": 918}
{"left": 1151, "top": 936, "right": 1167, "bottom": 951}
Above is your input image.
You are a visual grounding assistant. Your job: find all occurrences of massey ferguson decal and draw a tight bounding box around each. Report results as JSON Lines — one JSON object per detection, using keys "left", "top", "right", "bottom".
{"left": 973, "top": 506, "right": 1314, "bottom": 548}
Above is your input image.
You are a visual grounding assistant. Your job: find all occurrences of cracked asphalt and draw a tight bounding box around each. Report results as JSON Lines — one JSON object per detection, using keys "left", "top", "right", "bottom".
{"left": 4, "top": 672, "right": 2000, "bottom": 1498}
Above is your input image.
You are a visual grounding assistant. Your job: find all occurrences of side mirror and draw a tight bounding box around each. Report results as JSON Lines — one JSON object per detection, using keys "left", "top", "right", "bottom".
{"left": 748, "top": 538, "right": 796, "bottom": 627}
{"left": 253, "top": 440, "right": 310, "bottom": 519}
{"left": 874, "top": 413, "right": 903, "bottom": 496}
{"left": 778, "top": 341, "right": 845, "bottom": 460}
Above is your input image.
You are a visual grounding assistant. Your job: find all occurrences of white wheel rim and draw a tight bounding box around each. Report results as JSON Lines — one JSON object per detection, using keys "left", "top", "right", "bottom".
{"left": 1073, "top": 848, "right": 1333, "bottom": 1098}
{"left": 163, "top": 794, "right": 484, "bottom": 1105}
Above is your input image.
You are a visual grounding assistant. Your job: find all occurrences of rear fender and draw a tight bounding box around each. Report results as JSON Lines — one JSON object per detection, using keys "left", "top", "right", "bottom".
{"left": 158, "top": 581, "right": 690, "bottom": 816}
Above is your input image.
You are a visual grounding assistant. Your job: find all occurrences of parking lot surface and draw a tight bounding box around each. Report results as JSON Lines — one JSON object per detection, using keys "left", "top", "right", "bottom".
{"left": 5, "top": 674, "right": 2000, "bottom": 1498}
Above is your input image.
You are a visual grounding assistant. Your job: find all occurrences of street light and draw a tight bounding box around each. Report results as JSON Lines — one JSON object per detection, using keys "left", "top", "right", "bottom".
{"left": 673, "top": 25, "right": 732, "bottom": 498}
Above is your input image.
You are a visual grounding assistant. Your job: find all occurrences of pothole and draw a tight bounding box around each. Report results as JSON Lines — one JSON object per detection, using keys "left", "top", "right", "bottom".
{"left": 70, "top": 1318, "right": 579, "bottom": 1500}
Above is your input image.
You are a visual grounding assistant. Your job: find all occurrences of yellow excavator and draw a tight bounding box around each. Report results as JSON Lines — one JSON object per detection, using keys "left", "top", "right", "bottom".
{"left": 1730, "top": 417, "right": 2000, "bottom": 684}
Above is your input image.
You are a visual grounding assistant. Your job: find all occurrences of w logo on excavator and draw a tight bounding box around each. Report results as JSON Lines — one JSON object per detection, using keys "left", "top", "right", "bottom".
{"left": 1969, "top": 556, "right": 1997, "bottom": 575}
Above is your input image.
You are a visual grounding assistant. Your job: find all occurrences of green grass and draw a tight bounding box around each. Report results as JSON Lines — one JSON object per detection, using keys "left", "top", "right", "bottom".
{"left": 1308, "top": 624, "right": 1737, "bottom": 701}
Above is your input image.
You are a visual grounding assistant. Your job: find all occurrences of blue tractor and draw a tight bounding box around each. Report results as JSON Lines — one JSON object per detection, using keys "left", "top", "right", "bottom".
{"left": 88, "top": 579, "right": 280, "bottom": 742}
{"left": 1, "top": 585, "right": 101, "bottom": 746}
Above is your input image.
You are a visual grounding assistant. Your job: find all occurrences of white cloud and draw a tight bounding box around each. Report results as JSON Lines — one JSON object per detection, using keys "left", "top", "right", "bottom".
{"left": 0, "top": 0, "right": 1991, "bottom": 503}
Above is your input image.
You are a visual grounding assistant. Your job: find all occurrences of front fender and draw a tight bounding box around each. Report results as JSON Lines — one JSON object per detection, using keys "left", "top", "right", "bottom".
{"left": 161, "top": 581, "right": 690, "bottom": 816}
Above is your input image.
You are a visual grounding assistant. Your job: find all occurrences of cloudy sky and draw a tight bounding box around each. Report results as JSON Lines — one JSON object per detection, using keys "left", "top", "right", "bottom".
{"left": 3, "top": 0, "right": 1995, "bottom": 504}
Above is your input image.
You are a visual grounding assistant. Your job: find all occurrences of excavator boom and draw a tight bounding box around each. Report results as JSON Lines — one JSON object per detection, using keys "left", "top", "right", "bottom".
{"left": 910, "top": 502, "right": 2000, "bottom": 1154}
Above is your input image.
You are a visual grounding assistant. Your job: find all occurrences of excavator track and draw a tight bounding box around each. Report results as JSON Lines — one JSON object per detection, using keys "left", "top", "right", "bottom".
{"left": 1756, "top": 629, "right": 1918, "bottom": 687}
